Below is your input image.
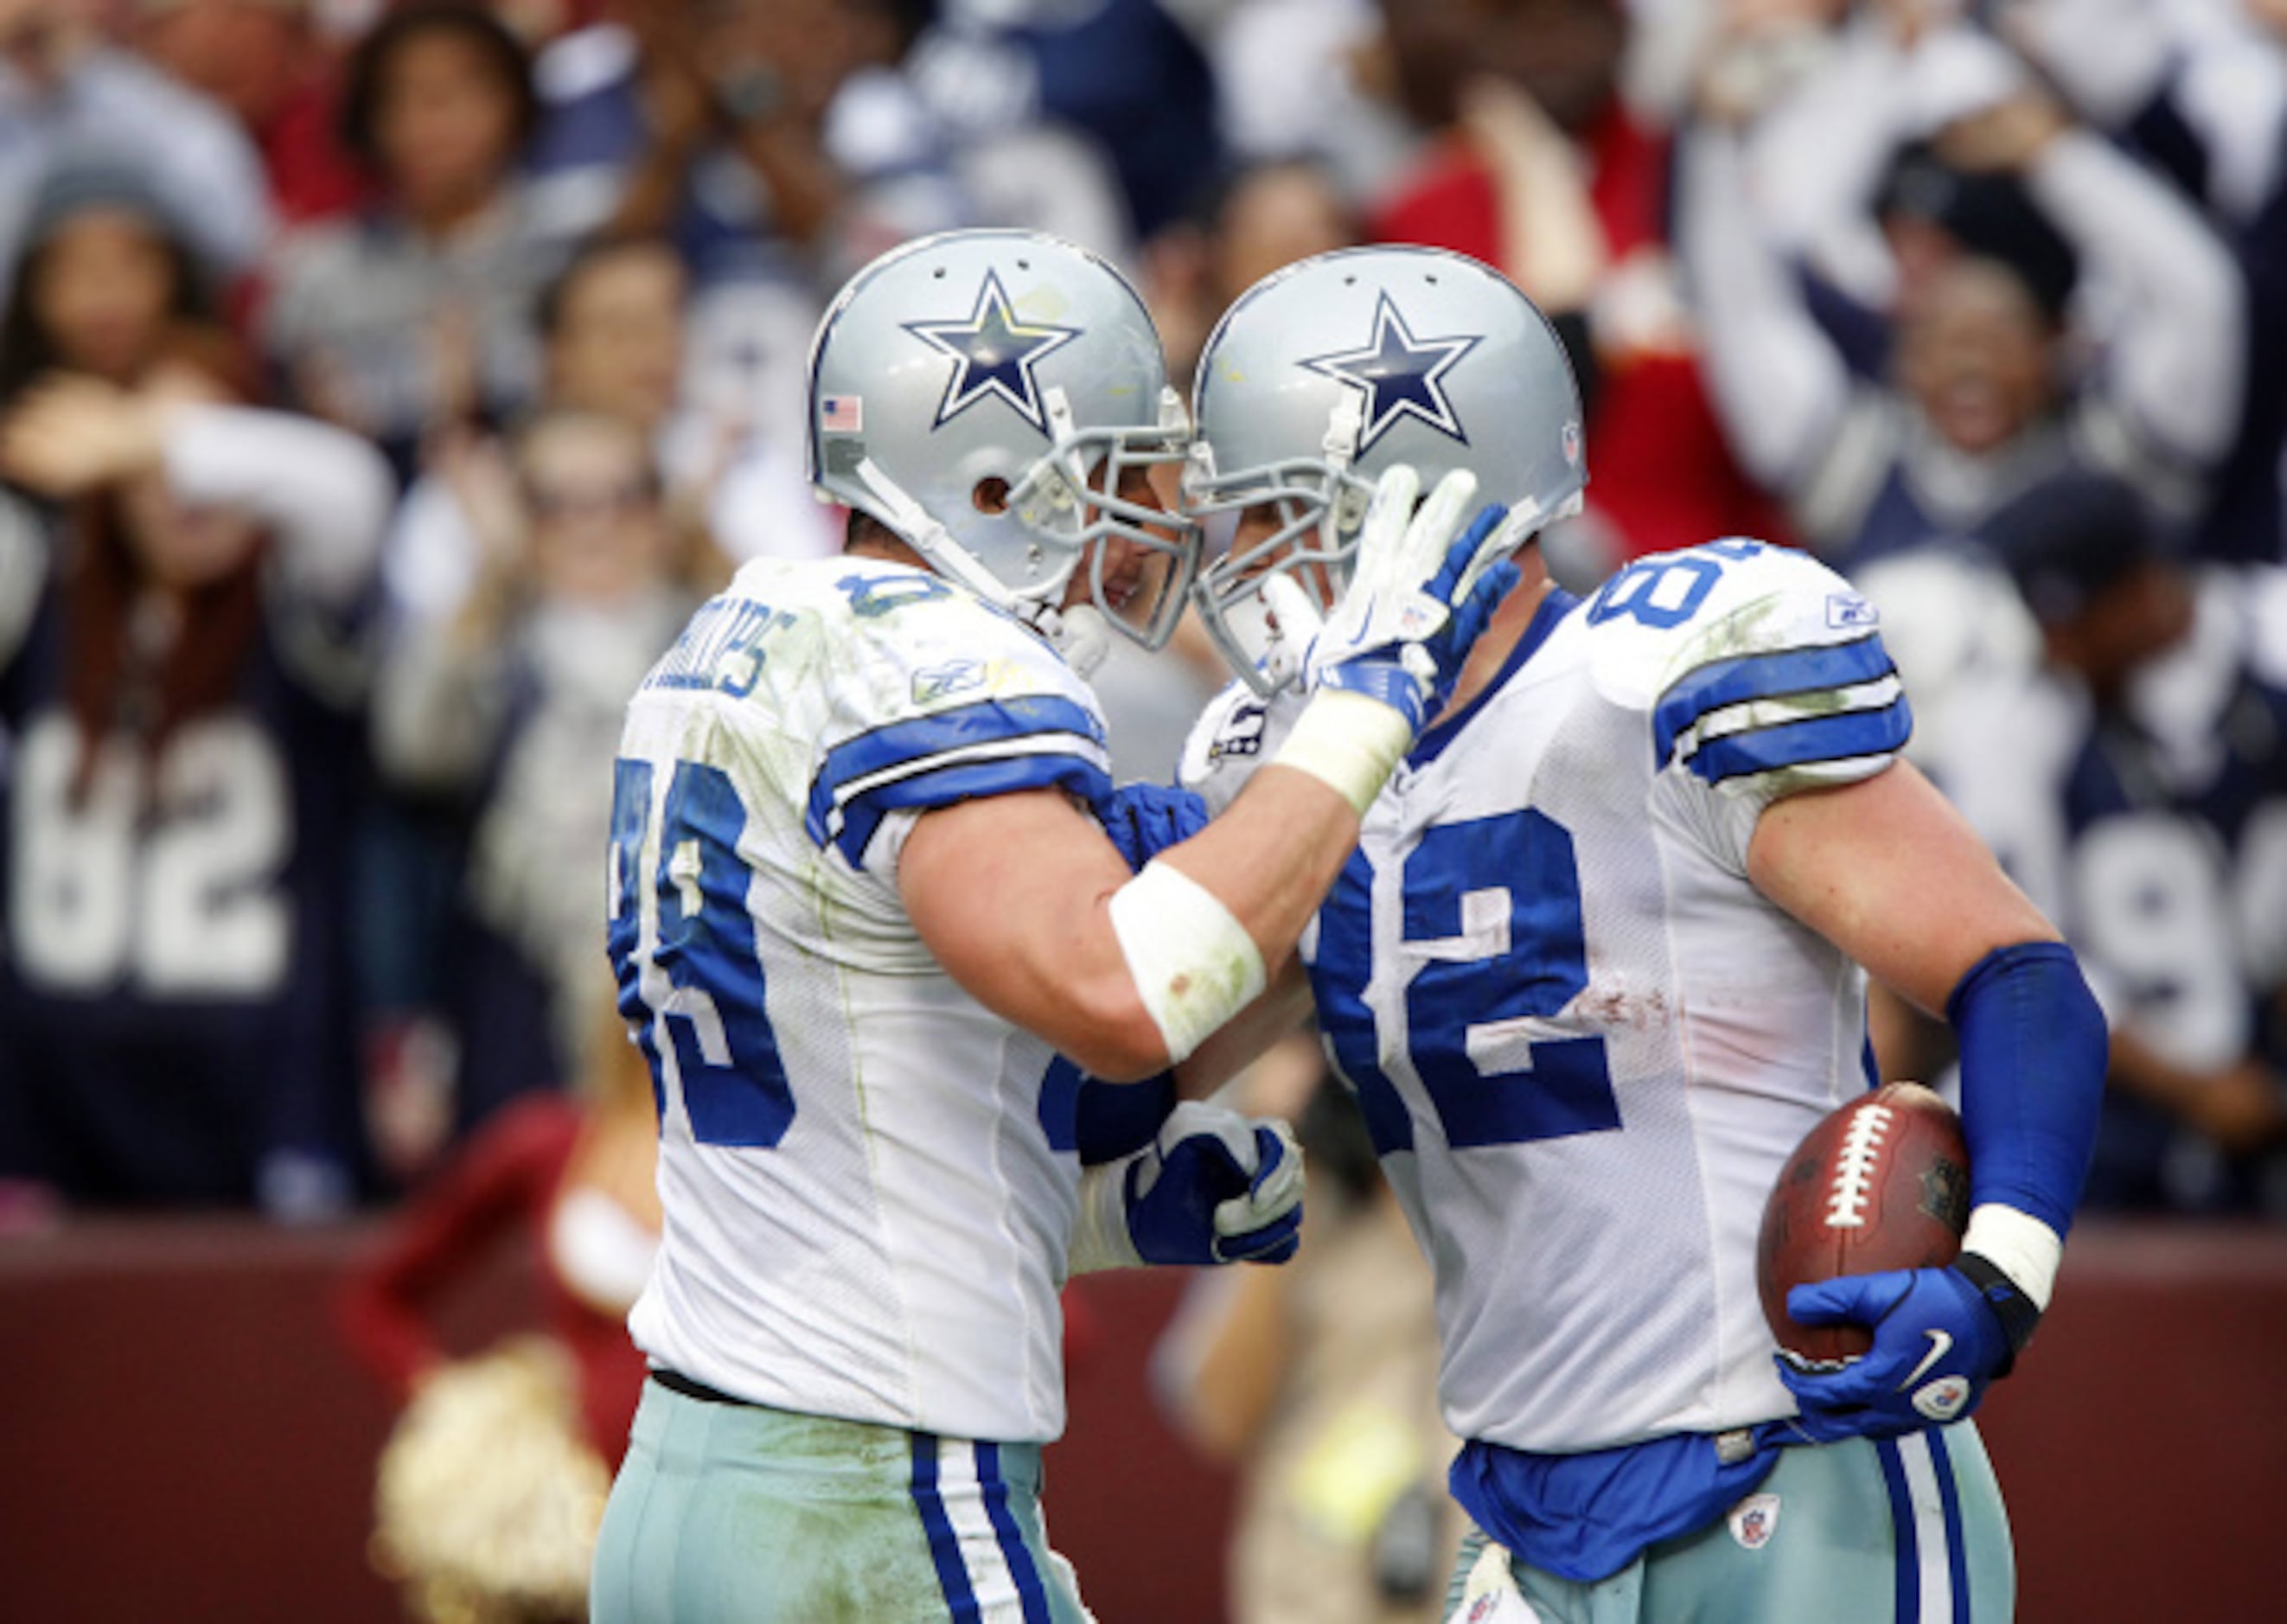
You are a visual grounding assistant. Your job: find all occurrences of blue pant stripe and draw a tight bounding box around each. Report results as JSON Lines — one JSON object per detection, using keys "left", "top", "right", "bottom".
{"left": 910, "top": 1432, "right": 981, "bottom": 1622}
{"left": 1875, "top": 1437, "right": 1919, "bottom": 1624}
{"left": 1928, "top": 1428, "right": 1971, "bottom": 1623}
{"left": 976, "top": 1441, "right": 1052, "bottom": 1624}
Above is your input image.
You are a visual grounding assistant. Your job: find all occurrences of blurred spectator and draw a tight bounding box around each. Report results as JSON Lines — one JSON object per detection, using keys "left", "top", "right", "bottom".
{"left": 1679, "top": 16, "right": 2245, "bottom": 567}
{"left": 0, "top": 0, "right": 273, "bottom": 291}
{"left": 2006, "top": 0, "right": 2287, "bottom": 564}
{"left": 341, "top": 994, "right": 659, "bottom": 1623}
{"left": 527, "top": 0, "right": 961, "bottom": 286}
{"left": 0, "top": 345, "right": 393, "bottom": 1218}
{"left": 1156, "top": 1035, "right": 1459, "bottom": 1624}
{"left": 1362, "top": 0, "right": 1777, "bottom": 570}
{"left": 1147, "top": 156, "right": 1361, "bottom": 398}
{"left": 263, "top": 1, "right": 559, "bottom": 476}
{"left": 1923, "top": 468, "right": 2287, "bottom": 1213}
{"left": 130, "top": 0, "right": 367, "bottom": 228}
{"left": 0, "top": 151, "right": 232, "bottom": 403}
{"left": 1201, "top": 0, "right": 1412, "bottom": 205}
{"left": 910, "top": 0, "right": 1222, "bottom": 245}
{"left": 388, "top": 234, "right": 834, "bottom": 633}
{"left": 373, "top": 406, "right": 699, "bottom": 1134}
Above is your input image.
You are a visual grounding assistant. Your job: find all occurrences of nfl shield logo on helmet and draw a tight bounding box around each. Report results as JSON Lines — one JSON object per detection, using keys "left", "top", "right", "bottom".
{"left": 1562, "top": 420, "right": 1582, "bottom": 467}
{"left": 1728, "top": 1493, "right": 1781, "bottom": 1550}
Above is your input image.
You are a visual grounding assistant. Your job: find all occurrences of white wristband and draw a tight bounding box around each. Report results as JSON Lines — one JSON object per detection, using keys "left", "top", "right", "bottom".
{"left": 1962, "top": 1204, "right": 2064, "bottom": 1311}
{"left": 1068, "top": 1160, "right": 1143, "bottom": 1274}
{"left": 1108, "top": 860, "right": 1269, "bottom": 1066}
{"left": 1268, "top": 687, "right": 1414, "bottom": 817}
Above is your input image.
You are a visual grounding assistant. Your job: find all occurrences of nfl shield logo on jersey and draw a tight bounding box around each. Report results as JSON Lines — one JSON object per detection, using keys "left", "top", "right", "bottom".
{"left": 1728, "top": 1493, "right": 1781, "bottom": 1551}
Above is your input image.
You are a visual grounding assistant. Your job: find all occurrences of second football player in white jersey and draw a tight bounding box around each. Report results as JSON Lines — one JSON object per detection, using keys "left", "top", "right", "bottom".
{"left": 1175, "top": 247, "right": 2110, "bottom": 1623}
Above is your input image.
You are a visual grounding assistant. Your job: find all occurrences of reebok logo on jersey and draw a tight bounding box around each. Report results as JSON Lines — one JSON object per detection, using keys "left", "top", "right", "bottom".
{"left": 1826, "top": 592, "right": 1877, "bottom": 630}
{"left": 1728, "top": 1493, "right": 1781, "bottom": 1551}
{"left": 913, "top": 660, "right": 986, "bottom": 704}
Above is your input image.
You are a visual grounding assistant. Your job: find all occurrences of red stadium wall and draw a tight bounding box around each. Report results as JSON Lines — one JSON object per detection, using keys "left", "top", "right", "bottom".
{"left": 1, "top": 1218, "right": 2281, "bottom": 1623}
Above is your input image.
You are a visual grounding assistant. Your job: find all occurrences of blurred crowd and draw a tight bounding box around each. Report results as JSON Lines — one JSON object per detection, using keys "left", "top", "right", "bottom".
{"left": 0, "top": 0, "right": 2281, "bottom": 1618}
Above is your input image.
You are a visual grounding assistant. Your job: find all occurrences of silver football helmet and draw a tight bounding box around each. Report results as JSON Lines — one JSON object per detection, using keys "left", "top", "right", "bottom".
{"left": 807, "top": 228, "right": 1198, "bottom": 652}
{"left": 1185, "top": 246, "right": 1587, "bottom": 692}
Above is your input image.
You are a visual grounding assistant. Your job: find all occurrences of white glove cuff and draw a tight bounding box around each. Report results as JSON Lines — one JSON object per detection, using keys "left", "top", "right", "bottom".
{"left": 1962, "top": 1203, "right": 2063, "bottom": 1311}
{"left": 1108, "top": 860, "right": 1268, "bottom": 1066}
{"left": 1068, "top": 1160, "right": 1143, "bottom": 1274}
{"left": 1269, "top": 688, "right": 1415, "bottom": 817}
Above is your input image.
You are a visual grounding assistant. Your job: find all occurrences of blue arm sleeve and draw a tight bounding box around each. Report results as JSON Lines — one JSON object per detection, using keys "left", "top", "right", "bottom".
{"left": 1945, "top": 940, "right": 2109, "bottom": 1237}
{"left": 1075, "top": 1072, "right": 1179, "bottom": 1165}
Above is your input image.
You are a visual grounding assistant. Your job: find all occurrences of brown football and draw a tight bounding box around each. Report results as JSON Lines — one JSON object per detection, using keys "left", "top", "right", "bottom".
{"left": 1757, "top": 1082, "right": 1971, "bottom": 1364}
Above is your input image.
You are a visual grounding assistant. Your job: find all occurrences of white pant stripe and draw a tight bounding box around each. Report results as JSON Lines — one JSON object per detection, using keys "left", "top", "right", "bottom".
{"left": 932, "top": 1437, "right": 1032, "bottom": 1622}
{"left": 1895, "top": 1433, "right": 1956, "bottom": 1624}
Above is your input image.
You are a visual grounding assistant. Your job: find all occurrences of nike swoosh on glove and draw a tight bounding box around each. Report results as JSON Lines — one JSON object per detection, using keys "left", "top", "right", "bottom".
{"left": 1774, "top": 1264, "right": 2018, "bottom": 1442}
{"left": 1125, "top": 1101, "right": 1306, "bottom": 1266}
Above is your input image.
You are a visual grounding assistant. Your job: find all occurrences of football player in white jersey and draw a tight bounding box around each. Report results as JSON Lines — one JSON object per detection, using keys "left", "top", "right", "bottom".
{"left": 1173, "top": 246, "right": 2110, "bottom": 1624}
{"left": 588, "top": 229, "right": 1528, "bottom": 1623}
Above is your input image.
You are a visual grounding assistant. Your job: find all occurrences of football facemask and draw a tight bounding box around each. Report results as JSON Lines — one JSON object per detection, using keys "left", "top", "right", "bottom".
{"left": 1185, "top": 245, "right": 1587, "bottom": 694}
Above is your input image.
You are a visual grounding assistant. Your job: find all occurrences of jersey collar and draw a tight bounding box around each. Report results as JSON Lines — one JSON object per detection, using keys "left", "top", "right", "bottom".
{"left": 1408, "top": 586, "right": 1581, "bottom": 768}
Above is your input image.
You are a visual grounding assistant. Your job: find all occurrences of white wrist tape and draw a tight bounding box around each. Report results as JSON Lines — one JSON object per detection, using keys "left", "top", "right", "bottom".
{"left": 1963, "top": 1204, "right": 2064, "bottom": 1311}
{"left": 1108, "top": 860, "right": 1268, "bottom": 1066}
{"left": 1068, "top": 1160, "right": 1144, "bottom": 1274}
{"left": 1268, "top": 687, "right": 1414, "bottom": 817}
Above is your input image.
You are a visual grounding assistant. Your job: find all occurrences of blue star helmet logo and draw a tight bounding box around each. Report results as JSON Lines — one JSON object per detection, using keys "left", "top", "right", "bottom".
{"left": 904, "top": 271, "right": 1080, "bottom": 434}
{"left": 1300, "top": 293, "right": 1482, "bottom": 455}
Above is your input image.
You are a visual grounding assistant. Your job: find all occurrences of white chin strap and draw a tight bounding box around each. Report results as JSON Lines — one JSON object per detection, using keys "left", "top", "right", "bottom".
{"left": 1038, "top": 603, "right": 1110, "bottom": 678}
{"left": 852, "top": 454, "right": 1032, "bottom": 608}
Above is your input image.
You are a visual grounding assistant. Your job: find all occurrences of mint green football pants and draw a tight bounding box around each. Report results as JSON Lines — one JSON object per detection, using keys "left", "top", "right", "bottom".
{"left": 1445, "top": 1422, "right": 2014, "bottom": 1623}
{"left": 591, "top": 1377, "right": 1092, "bottom": 1623}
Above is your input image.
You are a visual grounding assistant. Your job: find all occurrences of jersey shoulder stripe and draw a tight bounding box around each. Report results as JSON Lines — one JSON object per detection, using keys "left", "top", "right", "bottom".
{"left": 806, "top": 693, "right": 1112, "bottom": 860}
{"left": 1652, "top": 635, "right": 1894, "bottom": 765}
{"left": 1684, "top": 695, "right": 1913, "bottom": 784}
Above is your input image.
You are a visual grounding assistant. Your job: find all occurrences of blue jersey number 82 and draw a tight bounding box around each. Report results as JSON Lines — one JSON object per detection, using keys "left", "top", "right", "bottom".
{"left": 608, "top": 758, "right": 794, "bottom": 1147}
{"left": 1313, "top": 808, "right": 1620, "bottom": 1155}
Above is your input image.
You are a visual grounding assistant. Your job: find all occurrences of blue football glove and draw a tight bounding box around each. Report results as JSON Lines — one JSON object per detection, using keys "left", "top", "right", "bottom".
{"left": 1121, "top": 1101, "right": 1305, "bottom": 1267}
{"left": 1090, "top": 782, "right": 1210, "bottom": 874}
{"left": 1776, "top": 1259, "right": 2036, "bottom": 1442}
{"left": 1267, "top": 465, "right": 1522, "bottom": 734}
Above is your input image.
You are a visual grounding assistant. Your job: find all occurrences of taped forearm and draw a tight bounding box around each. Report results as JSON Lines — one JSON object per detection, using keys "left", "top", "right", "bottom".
{"left": 1108, "top": 861, "right": 1269, "bottom": 1067}
{"left": 1068, "top": 1160, "right": 1144, "bottom": 1274}
{"left": 1267, "top": 687, "right": 1413, "bottom": 817}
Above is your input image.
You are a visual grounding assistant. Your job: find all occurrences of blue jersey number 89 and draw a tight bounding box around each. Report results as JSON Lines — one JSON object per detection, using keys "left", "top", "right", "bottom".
{"left": 1313, "top": 809, "right": 1620, "bottom": 1155}
{"left": 608, "top": 758, "right": 794, "bottom": 1147}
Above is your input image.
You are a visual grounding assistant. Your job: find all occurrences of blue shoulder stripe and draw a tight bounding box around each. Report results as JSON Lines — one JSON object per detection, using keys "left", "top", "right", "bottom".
{"left": 1653, "top": 636, "right": 1894, "bottom": 767}
{"left": 807, "top": 694, "right": 1109, "bottom": 860}
{"left": 1684, "top": 697, "right": 1913, "bottom": 785}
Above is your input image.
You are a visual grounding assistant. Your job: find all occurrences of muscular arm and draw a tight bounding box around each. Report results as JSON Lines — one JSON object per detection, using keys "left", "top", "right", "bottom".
{"left": 1750, "top": 756, "right": 2106, "bottom": 1284}
{"left": 899, "top": 764, "right": 1357, "bottom": 1083}
{"left": 1746, "top": 758, "right": 2059, "bottom": 1013}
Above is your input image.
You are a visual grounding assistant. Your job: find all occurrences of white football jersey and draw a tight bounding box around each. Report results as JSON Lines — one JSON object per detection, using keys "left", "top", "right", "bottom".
{"left": 610, "top": 554, "right": 1112, "bottom": 1445}
{"left": 1185, "top": 541, "right": 1909, "bottom": 1454}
